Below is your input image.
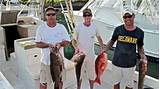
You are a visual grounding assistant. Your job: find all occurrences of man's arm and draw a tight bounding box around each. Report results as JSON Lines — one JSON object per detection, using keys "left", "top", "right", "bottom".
{"left": 96, "top": 36, "right": 103, "bottom": 48}
{"left": 35, "top": 40, "right": 70, "bottom": 49}
{"left": 138, "top": 46, "right": 147, "bottom": 60}
{"left": 105, "top": 40, "right": 115, "bottom": 52}
{"left": 97, "top": 36, "right": 106, "bottom": 53}
{"left": 54, "top": 40, "right": 70, "bottom": 50}
{"left": 35, "top": 42, "right": 50, "bottom": 48}
{"left": 59, "top": 40, "right": 70, "bottom": 47}
{"left": 138, "top": 45, "right": 147, "bottom": 73}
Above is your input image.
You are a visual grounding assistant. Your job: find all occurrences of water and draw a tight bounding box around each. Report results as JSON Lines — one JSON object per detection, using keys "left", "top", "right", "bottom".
{"left": 94, "top": 44, "right": 159, "bottom": 79}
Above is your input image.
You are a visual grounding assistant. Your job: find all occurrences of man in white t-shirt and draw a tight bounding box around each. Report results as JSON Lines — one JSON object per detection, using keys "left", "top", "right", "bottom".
{"left": 73, "top": 8, "right": 104, "bottom": 89}
{"left": 35, "top": 6, "right": 70, "bottom": 89}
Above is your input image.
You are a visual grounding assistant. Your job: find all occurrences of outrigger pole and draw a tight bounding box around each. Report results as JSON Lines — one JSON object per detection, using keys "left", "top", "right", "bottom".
{"left": 65, "top": 0, "right": 75, "bottom": 31}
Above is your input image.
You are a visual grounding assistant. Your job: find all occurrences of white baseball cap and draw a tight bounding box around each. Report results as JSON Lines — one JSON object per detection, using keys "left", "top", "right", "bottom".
{"left": 123, "top": 10, "right": 134, "bottom": 16}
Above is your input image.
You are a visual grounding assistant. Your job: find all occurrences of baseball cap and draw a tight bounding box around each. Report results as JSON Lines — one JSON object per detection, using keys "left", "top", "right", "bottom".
{"left": 123, "top": 10, "right": 134, "bottom": 16}
{"left": 83, "top": 8, "right": 92, "bottom": 15}
{"left": 45, "top": 6, "right": 56, "bottom": 12}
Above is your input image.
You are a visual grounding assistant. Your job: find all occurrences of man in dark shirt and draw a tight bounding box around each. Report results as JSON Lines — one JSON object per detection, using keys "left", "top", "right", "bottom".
{"left": 105, "top": 10, "right": 147, "bottom": 89}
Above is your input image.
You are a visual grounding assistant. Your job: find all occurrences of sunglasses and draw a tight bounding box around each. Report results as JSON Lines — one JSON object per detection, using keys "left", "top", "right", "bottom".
{"left": 123, "top": 15, "right": 132, "bottom": 19}
{"left": 46, "top": 13, "right": 56, "bottom": 16}
{"left": 83, "top": 14, "right": 92, "bottom": 17}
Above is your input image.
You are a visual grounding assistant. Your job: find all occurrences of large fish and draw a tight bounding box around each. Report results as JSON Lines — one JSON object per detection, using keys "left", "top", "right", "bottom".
{"left": 71, "top": 52, "right": 85, "bottom": 87}
{"left": 50, "top": 47, "right": 64, "bottom": 83}
{"left": 138, "top": 59, "right": 147, "bottom": 89}
{"left": 94, "top": 51, "right": 108, "bottom": 85}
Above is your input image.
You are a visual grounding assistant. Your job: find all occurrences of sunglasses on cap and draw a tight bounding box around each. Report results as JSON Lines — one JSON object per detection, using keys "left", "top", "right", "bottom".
{"left": 123, "top": 15, "right": 133, "bottom": 19}
{"left": 46, "top": 13, "right": 56, "bottom": 16}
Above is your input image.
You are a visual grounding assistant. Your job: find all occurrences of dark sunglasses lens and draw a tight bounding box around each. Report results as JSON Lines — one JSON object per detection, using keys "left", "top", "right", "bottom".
{"left": 83, "top": 14, "right": 92, "bottom": 17}
{"left": 47, "top": 13, "right": 56, "bottom": 16}
{"left": 123, "top": 15, "right": 132, "bottom": 19}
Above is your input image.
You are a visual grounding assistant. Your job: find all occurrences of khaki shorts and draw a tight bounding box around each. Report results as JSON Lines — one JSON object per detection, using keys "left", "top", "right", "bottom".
{"left": 40, "top": 63, "right": 53, "bottom": 89}
{"left": 80, "top": 54, "right": 96, "bottom": 80}
{"left": 112, "top": 64, "right": 136, "bottom": 88}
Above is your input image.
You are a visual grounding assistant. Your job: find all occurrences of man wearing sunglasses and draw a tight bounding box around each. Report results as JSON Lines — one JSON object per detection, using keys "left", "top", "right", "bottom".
{"left": 105, "top": 10, "right": 147, "bottom": 89}
{"left": 35, "top": 6, "right": 70, "bottom": 89}
{"left": 73, "top": 8, "right": 104, "bottom": 89}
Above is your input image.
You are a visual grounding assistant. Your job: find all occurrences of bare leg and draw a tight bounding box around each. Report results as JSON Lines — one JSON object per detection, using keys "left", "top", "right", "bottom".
{"left": 89, "top": 80, "right": 94, "bottom": 89}
{"left": 59, "top": 81, "right": 63, "bottom": 89}
{"left": 77, "top": 79, "right": 82, "bottom": 89}
{"left": 54, "top": 81, "right": 63, "bottom": 89}
{"left": 54, "top": 81, "right": 59, "bottom": 89}
{"left": 126, "top": 86, "right": 133, "bottom": 89}
{"left": 40, "top": 83, "right": 47, "bottom": 89}
{"left": 113, "top": 82, "right": 120, "bottom": 89}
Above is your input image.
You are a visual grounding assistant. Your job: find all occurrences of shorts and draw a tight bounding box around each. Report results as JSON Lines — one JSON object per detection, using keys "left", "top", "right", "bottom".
{"left": 112, "top": 64, "right": 136, "bottom": 88}
{"left": 40, "top": 63, "right": 53, "bottom": 89}
{"left": 80, "top": 54, "right": 96, "bottom": 80}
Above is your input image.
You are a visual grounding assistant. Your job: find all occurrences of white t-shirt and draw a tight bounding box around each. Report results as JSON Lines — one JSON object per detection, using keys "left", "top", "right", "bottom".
{"left": 35, "top": 22, "right": 71, "bottom": 65}
{"left": 74, "top": 23, "right": 100, "bottom": 56}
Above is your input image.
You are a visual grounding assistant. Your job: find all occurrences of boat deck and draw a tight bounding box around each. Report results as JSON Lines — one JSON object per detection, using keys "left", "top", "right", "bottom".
{"left": 0, "top": 55, "right": 110, "bottom": 89}
{"left": 0, "top": 54, "right": 151, "bottom": 89}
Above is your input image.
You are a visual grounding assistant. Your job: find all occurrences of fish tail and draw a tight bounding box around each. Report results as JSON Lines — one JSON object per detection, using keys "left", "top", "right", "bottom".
{"left": 94, "top": 77, "right": 101, "bottom": 85}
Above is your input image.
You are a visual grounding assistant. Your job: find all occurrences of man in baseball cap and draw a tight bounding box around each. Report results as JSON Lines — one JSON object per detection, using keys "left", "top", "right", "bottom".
{"left": 105, "top": 9, "right": 147, "bottom": 89}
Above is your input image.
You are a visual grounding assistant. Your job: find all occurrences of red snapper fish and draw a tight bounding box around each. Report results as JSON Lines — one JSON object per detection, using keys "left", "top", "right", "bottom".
{"left": 94, "top": 51, "right": 108, "bottom": 85}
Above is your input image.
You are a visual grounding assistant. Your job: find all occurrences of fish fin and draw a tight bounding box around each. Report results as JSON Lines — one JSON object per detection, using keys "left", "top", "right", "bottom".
{"left": 94, "top": 77, "right": 101, "bottom": 85}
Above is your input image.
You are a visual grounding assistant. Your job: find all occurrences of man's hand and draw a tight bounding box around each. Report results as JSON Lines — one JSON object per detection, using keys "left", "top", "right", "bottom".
{"left": 75, "top": 47, "right": 80, "bottom": 54}
{"left": 55, "top": 43, "right": 61, "bottom": 50}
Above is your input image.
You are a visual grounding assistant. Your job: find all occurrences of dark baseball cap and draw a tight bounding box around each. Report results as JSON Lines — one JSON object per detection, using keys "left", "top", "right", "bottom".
{"left": 83, "top": 8, "right": 92, "bottom": 15}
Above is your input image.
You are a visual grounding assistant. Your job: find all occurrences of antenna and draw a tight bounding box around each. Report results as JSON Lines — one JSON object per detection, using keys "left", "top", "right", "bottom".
{"left": 17, "top": 0, "right": 31, "bottom": 17}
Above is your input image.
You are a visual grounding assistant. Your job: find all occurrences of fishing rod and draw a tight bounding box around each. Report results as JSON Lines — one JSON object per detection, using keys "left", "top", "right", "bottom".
{"left": 60, "top": 1, "right": 72, "bottom": 35}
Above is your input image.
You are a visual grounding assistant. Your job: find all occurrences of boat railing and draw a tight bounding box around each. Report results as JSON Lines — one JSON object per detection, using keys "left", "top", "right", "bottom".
{"left": 17, "top": 0, "right": 30, "bottom": 17}
{"left": 17, "top": 0, "right": 41, "bottom": 19}
{"left": 135, "top": 0, "right": 159, "bottom": 25}
{"left": 60, "top": 2, "right": 72, "bottom": 35}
